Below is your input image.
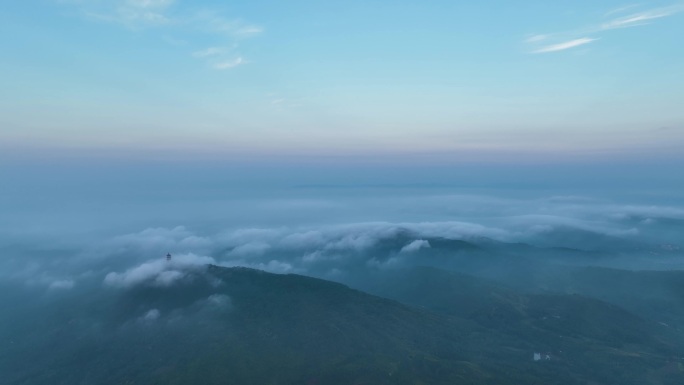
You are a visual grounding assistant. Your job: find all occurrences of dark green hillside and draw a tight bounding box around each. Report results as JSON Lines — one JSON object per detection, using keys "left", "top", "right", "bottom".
{"left": 0, "top": 267, "right": 492, "bottom": 385}
{"left": 350, "top": 267, "right": 684, "bottom": 383}
{"left": 354, "top": 267, "right": 677, "bottom": 343}
{"left": 2, "top": 266, "right": 683, "bottom": 385}
{"left": 514, "top": 266, "right": 684, "bottom": 328}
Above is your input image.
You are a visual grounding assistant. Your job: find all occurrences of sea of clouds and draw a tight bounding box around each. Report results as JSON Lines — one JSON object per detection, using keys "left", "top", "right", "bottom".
{"left": 2, "top": 191, "right": 683, "bottom": 294}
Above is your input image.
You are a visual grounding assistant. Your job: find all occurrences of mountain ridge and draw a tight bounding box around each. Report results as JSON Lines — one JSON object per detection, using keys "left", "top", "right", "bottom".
{"left": 2, "top": 265, "right": 683, "bottom": 385}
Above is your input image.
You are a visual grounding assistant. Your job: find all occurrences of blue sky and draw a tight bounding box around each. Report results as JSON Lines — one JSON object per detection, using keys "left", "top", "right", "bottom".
{"left": 1, "top": 0, "right": 683, "bottom": 162}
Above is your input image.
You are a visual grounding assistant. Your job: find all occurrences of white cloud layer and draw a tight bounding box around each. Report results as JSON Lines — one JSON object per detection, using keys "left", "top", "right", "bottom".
{"left": 104, "top": 253, "right": 215, "bottom": 288}
{"left": 4, "top": 192, "right": 684, "bottom": 287}
{"left": 85, "top": 198, "right": 684, "bottom": 276}
{"left": 400, "top": 240, "right": 431, "bottom": 253}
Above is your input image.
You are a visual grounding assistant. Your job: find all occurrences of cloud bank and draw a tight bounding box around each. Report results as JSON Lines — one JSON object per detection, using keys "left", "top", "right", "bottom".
{"left": 3, "top": 191, "right": 684, "bottom": 292}
{"left": 400, "top": 240, "right": 431, "bottom": 253}
{"left": 104, "top": 253, "right": 214, "bottom": 288}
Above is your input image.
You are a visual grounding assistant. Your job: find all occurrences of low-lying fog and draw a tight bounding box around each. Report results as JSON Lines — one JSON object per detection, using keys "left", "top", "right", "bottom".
{"left": 2, "top": 160, "right": 682, "bottom": 291}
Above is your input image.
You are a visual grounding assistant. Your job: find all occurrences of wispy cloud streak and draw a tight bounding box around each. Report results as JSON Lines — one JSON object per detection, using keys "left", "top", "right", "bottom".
{"left": 78, "top": 0, "right": 176, "bottom": 27}
{"left": 524, "top": 3, "right": 683, "bottom": 54}
{"left": 605, "top": 4, "right": 642, "bottom": 16}
{"left": 192, "top": 47, "right": 224, "bottom": 58}
{"left": 192, "top": 10, "right": 264, "bottom": 38}
{"left": 57, "top": 0, "right": 262, "bottom": 70}
{"left": 525, "top": 34, "right": 548, "bottom": 43}
{"left": 533, "top": 37, "right": 597, "bottom": 53}
{"left": 213, "top": 57, "right": 245, "bottom": 70}
{"left": 602, "top": 6, "right": 683, "bottom": 29}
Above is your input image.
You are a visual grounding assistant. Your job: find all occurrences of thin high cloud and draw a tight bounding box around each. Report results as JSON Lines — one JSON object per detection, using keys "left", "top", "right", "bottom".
{"left": 214, "top": 57, "right": 246, "bottom": 70}
{"left": 605, "top": 4, "right": 642, "bottom": 16}
{"left": 123, "top": 0, "right": 175, "bottom": 23}
{"left": 533, "top": 38, "right": 598, "bottom": 53}
{"left": 526, "top": 3, "right": 683, "bottom": 54}
{"left": 524, "top": 34, "right": 548, "bottom": 43}
{"left": 69, "top": 0, "right": 176, "bottom": 27}
{"left": 57, "top": 0, "right": 262, "bottom": 70}
{"left": 191, "top": 46, "right": 247, "bottom": 69}
{"left": 192, "top": 47, "right": 224, "bottom": 58}
{"left": 193, "top": 10, "right": 264, "bottom": 38}
{"left": 188, "top": 11, "right": 262, "bottom": 70}
{"left": 601, "top": 5, "right": 683, "bottom": 29}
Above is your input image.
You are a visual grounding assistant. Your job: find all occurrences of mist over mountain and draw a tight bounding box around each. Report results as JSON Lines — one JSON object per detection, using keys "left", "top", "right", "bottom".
{"left": 2, "top": 163, "right": 684, "bottom": 384}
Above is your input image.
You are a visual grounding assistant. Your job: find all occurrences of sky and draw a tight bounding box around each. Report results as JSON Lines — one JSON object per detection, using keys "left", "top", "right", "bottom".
{"left": 1, "top": 0, "right": 684, "bottom": 163}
